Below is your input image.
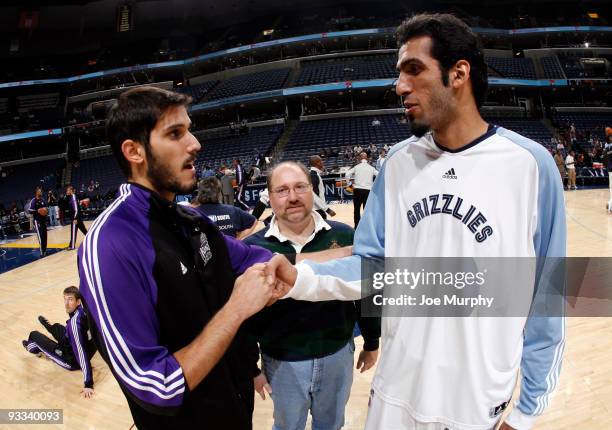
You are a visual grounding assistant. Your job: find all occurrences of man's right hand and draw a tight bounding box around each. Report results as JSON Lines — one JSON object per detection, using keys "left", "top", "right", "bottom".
{"left": 264, "top": 254, "right": 297, "bottom": 293}
{"left": 228, "top": 263, "right": 276, "bottom": 319}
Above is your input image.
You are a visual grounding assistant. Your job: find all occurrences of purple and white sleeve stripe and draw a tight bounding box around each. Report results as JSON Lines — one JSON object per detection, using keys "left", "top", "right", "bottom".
{"left": 78, "top": 184, "right": 186, "bottom": 408}
{"left": 71, "top": 195, "right": 79, "bottom": 217}
{"left": 68, "top": 309, "right": 93, "bottom": 388}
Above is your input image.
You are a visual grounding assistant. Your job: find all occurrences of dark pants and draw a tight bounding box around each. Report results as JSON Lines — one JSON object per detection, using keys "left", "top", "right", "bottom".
{"left": 69, "top": 218, "right": 88, "bottom": 249}
{"left": 25, "top": 326, "right": 77, "bottom": 370}
{"left": 235, "top": 184, "right": 249, "bottom": 211}
{"left": 352, "top": 188, "right": 370, "bottom": 228}
{"left": 252, "top": 201, "right": 267, "bottom": 220}
{"left": 33, "top": 220, "right": 47, "bottom": 256}
{"left": 316, "top": 209, "right": 328, "bottom": 220}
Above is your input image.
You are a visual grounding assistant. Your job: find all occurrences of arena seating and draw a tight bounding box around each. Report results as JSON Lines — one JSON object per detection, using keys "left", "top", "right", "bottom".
{"left": 16, "top": 93, "right": 60, "bottom": 113}
{"left": 294, "top": 54, "right": 397, "bottom": 86}
{"left": 556, "top": 53, "right": 612, "bottom": 79}
{"left": 486, "top": 117, "right": 553, "bottom": 148}
{"left": 485, "top": 56, "right": 537, "bottom": 79}
{"left": 176, "top": 81, "right": 218, "bottom": 103}
{"left": 0, "top": 159, "right": 64, "bottom": 207}
{"left": 194, "top": 124, "right": 284, "bottom": 170}
{"left": 552, "top": 112, "right": 612, "bottom": 141}
{"left": 205, "top": 69, "right": 290, "bottom": 101}
{"left": 281, "top": 115, "right": 411, "bottom": 169}
{"left": 541, "top": 56, "right": 566, "bottom": 79}
{"left": 71, "top": 156, "right": 125, "bottom": 195}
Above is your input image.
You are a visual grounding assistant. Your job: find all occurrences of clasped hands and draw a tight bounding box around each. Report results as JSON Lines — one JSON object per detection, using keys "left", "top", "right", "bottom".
{"left": 230, "top": 255, "right": 298, "bottom": 319}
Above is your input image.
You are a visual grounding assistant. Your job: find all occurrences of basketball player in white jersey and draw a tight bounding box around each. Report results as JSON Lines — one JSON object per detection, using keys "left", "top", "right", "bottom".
{"left": 266, "top": 13, "right": 565, "bottom": 430}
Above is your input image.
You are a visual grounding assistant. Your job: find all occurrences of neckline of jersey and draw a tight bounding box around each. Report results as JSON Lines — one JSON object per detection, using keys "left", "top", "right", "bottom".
{"left": 433, "top": 123, "right": 497, "bottom": 154}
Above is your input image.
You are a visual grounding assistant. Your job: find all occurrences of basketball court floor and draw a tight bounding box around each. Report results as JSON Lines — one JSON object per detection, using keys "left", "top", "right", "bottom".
{"left": 0, "top": 188, "right": 611, "bottom": 429}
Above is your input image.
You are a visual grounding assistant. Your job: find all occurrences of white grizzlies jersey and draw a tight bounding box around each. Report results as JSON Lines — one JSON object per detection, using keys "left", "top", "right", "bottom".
{"left": 286, "top": 125, "right": 566, "bottom": 430}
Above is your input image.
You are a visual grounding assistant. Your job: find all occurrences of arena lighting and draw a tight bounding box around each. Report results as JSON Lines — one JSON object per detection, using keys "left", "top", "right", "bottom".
{"left": 588, "top": 12, "right": 599, "bottom": 19}
{"left": 585, "top": 42, "right": 590, "bottom": 47}
{"left": 263, "top": 29, "right": 274, "bottom": 36}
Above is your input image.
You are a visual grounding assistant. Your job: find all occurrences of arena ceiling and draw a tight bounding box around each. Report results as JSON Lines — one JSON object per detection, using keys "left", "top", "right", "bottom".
{"left": 0, "top": 0, "right": 605, "bottom": 32}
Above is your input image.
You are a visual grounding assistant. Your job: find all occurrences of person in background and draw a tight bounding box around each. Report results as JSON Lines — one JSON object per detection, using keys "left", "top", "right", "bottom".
{"left": 28, "top": 186, "right": 48, "bottom": 257}
{"left": 309, "top": 155, "right": 336, "bottom": 220}
{"left": 553, "top": 149, "right": 565, "bottom": 187}
{"left": 376, "top": 149, "right": 387, "bottom": 171}
{"left": 201, "top": 165, "right": 215, "bottom": 178}
{"left": 345, "top": 152, "right": 378, "bottom": 228}
{"left": 66, "top": 185, "right": 88, "bottom": 250}
{"left": 565, "top": 150, "right": 577, "bottom": 190}
{"left": 220, "top": 167, "right": 236, "bottom": 205}
{"left": 605, "top": 135, "right": 612, "bottom": 213}
{"left": 233, "top": 158, "right": 249, "bottom": 210}
{"left": 194, "top": 177, "right": 257, "bottom": 240}
{"left": 47, "top": 190, "right": 59, "bottom": 227}
{"left": 22, "top": 286, "right": 97, "bottom": 399}
{"left": 245, "top": 162, "right": 379, "bottom": 430}
{"left": 248, "top": 164, "right": 261, "bottom": 184}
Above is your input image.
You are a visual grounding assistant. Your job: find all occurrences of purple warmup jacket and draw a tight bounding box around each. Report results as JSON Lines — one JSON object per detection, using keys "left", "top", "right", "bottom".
{"left": 77, "top": 183, "right": 271, "bottom": 429}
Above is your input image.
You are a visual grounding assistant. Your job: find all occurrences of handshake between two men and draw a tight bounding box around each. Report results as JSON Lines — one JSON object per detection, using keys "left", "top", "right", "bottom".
{"left": 228, "top": 253, "right": 324, "bottom": 319}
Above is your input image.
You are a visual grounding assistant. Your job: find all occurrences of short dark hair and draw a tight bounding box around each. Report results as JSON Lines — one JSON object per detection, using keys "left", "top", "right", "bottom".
{"left": 309, "top": 155, "right": 322, "bottom": 167}
{"left": 266, "top": 161, "right": 311, "bottom": 190}
{"left": 106, "top": 86, "right": 192, "bottom": 177}
{"left": 63, "top": 286, "right": 82, "bottom": 300}
{"left": 395, "top": 13, "right": 488, "bottom": 108}
{"left": 197, "top": 177, "right": 222, "bottom": 204}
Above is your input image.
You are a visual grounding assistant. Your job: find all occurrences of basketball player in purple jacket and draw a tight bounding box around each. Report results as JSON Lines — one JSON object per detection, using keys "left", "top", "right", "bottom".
{"left": 66, "top": 185, "right": 88, "bottom": 249}
{"left": 28, "top": 186, "right": 48, "bottom": 257}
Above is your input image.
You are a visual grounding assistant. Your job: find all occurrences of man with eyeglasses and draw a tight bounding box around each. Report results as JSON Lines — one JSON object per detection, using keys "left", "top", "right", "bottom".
{"left": 245, "top": 161, "right": 380, "bottom": 430}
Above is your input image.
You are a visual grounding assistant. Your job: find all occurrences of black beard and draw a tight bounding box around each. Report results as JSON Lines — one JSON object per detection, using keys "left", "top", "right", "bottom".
{"left": 146, "top": 150, "right": 195, "bottom": 197}
{"left": 409, "top": 117, "right": 431, "bottom": 138}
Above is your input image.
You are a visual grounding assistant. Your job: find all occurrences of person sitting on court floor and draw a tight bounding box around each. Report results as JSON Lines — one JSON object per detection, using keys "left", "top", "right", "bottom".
{"left": 245, "top": 162, "right": 380, "bottom": 430}
{"left": 193, "top": 176, "right": 257, "bottom": 239}
{"left": 22, "top": 286, "right": 97, "bottom": 399}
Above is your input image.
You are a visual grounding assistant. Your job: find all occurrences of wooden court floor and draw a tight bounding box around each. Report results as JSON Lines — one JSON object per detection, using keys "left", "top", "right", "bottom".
{"left": 0, "top": 188, "right": 611, "bottom": 429}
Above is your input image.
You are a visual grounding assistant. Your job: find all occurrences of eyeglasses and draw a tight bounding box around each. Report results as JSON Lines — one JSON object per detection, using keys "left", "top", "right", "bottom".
{"left": 270, "top": 183, "right": 311, "bottom": 198}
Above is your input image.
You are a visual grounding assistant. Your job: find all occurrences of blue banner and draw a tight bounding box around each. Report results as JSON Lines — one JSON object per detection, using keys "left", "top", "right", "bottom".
{"left": 0, "top": 128, "right": 63, "bottom": 143}
{"left": 2, "top": 25, "right": 612, "bottom": 89}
